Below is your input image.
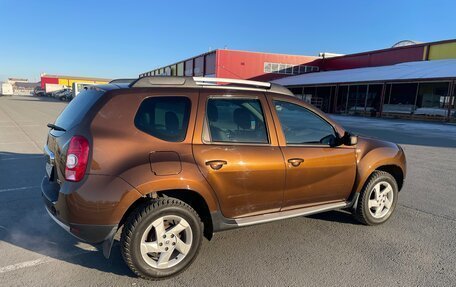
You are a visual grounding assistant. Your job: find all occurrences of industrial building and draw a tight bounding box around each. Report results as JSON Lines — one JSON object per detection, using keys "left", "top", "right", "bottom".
{"left": 274, "top": 40, "right": 456, "bottom": 122}
{"left": 139, "top": 49, "right": 320, "bottom": 81}
{"left": 140, "top": 39, "right": 456, "bottom": 122}
{"left": 40, "top": 74, "right": 111, "bottom": 92}
{"left": 0, "top": 78, "right": 39, "bottom": 96}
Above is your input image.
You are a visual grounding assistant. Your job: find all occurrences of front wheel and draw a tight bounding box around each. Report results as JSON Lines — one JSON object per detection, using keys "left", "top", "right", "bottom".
{"left": 354, "top": 171, "right": 398, "bottom": 225}
{"left": 121, "top": 198, "right": 203, "bottom": 280}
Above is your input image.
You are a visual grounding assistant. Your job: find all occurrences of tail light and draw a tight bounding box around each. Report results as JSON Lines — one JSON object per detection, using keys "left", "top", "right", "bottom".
{"left": 65, "top": 136, "right": 89, "bottom": 182}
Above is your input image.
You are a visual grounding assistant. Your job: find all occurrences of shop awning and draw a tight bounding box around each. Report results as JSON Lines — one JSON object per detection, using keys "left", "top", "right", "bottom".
{"left": 273, "top": 59, "right": 456, "bottom": 86}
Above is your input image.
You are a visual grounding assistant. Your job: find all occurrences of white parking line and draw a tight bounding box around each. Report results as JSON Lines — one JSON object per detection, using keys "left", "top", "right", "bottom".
{"left": 0, "top": 257, "right": 54, "bottom": 274}
{"left": 0, "top": 186, "right": 40, "bottom": 193}
{"left": 0, "top": 250, "right": 94, "bottom": 274}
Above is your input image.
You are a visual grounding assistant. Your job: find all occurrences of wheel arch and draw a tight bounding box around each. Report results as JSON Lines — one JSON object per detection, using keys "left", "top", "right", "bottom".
{"left": 376, "top": 164, "right": 404, "bottom": 191}
{"left": 118, "top": 189, "right": 214, "bottom": 241}
{"left": 354, "top": 144, "right": 406, "bottom": 194}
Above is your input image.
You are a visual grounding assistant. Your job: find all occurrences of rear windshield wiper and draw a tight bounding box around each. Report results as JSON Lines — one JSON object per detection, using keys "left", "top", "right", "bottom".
{"left": 47, "top": 123, "right": 66, "bottom": 132}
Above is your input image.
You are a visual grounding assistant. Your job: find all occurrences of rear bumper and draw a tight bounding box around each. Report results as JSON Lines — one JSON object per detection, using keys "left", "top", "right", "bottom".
{"left": 41, "top": 176, "right": 116, "bottom": 244}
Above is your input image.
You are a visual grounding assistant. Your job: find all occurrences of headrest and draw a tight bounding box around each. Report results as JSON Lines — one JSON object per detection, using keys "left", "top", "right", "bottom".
{"left": 207, "top": 101, "right": 218, "bottom": 122}
{"left": 165, "top": 111, "right": 179, "bottom": 131}
{"left": 233, "top": 108, "right": 251, "bottom": 130}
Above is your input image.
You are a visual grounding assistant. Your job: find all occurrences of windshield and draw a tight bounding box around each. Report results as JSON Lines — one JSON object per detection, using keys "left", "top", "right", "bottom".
{"left": 54, "top": 88, "right": 104, "bottom": 130}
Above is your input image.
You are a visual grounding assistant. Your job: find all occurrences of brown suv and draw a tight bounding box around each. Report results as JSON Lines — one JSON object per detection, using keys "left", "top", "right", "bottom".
{"left": 42, "top": 77, "right": 406, "bottom": 279}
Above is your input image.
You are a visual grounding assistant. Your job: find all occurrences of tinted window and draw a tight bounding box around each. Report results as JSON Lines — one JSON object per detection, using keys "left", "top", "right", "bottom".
{"left": 54, "top": 88, "right": 104, "bottom": 130}
{"left": 206, "top": 98, "right": 268, "bottom": 144}
{"left": 135, "top": 97, "right": 191, "bottom": 142}
{"left": 274, "top": 101, "right": 335, "bottom": 144}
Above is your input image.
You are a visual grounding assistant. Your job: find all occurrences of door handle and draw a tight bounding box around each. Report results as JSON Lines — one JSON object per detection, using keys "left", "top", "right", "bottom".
{"left": 206, "top": 160, "right": 227, "bottom": 170}
{"left": 288, "top": 158, "right": 304, "bottom": 167}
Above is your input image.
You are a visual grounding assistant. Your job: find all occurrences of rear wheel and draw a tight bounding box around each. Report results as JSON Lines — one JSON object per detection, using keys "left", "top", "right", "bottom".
{"left": 354, "top": 171, "right": 398, "bottom": 225}
{"left": 121, "top": 198, "right": 203, "bottom": 280}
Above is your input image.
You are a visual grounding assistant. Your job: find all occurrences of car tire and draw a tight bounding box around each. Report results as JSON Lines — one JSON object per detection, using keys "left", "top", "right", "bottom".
{"left": 354, "top": 171, "right": 398, "bottom": 226}
{"left": 121, "top": 197, "right": 203, "bottom": 280}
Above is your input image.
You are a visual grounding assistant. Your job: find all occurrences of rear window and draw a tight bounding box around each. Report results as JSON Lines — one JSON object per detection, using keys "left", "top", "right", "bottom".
{"left": 134, "top": 96, "right": 191, "bottom": 142}
{"left": 54, "top": 89, "right": 104, "bottom": 130}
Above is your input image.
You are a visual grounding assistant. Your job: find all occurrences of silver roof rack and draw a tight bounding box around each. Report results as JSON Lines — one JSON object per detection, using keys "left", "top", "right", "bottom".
{"left": 109, "top": 78, "right": 136, "bottom": 84}
{"left": 129, "top": 76, "right": 292, "bottom": 96}
{"left": 192, "top": 77, "right": 271, "bottom": 88}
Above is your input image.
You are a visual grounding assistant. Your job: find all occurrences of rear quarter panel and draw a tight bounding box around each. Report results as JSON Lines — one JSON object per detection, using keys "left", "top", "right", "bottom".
{"left": 88, "top": 88, "right": 219, "bottom": 212}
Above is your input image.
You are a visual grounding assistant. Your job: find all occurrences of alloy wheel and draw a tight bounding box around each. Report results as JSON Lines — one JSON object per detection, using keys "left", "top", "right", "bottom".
{"left": 140, "top": 215, "right": 193, "bottom": 269}
{"left": 367, "top": 181, "right": 394, "bottom": 219}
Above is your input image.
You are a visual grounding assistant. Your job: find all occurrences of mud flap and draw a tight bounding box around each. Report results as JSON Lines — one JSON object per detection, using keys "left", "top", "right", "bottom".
{"left": 102, "top": 228, "right": 117, "bottom": 259}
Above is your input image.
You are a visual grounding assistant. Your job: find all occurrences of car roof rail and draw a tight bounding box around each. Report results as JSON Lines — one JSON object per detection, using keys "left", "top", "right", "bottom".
{"left": 129, "top": 76, "right": 292, "bottom": 96}
{"left": 109, "top": 78, "right": 136, "bottom": 84}
{"left": 192, "top": 77, "right": 271, "bottom": 88}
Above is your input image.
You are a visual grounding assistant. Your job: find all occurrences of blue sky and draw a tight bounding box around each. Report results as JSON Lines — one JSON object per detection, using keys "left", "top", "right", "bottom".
{"left": 1, "top": 0, "right": 455, "bottom": 82}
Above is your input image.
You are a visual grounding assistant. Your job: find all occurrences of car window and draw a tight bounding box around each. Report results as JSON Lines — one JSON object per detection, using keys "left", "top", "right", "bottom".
{"left": 54, "top": 88, "right": 104, "bottom": 130}
{"left": 274, "top": 100, "right": 335, "bottom": 145}
{"left": 134, "top": 96, "right": 191, "bottom": 142}
{"left": 205, "top": 98, "right": 268, "bottom": 144}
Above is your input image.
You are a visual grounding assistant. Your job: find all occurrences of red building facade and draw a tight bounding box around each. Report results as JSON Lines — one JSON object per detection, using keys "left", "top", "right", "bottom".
{"left": 139, "top": 49, "right": 320, "bottom": 81}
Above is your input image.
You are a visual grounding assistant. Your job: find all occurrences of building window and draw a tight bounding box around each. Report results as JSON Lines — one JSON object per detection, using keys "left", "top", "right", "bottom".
{"left": 170, "top": 65, "right": 177, "bottom": 76}
{"left": 177, "top": 62, "right": 184, "bottom": 76}
{"left": 194, "top": 56, "right": 204, "bottom": 76}
{"left": 384, "top": 83, "right": 418, "bottom": 115}
{"left": 185, "top": 60, "right": 193, "bottom": 76}
{"left": 336, "top": 86, "right": 349, "bottom": 114}
{"left": 452, "top": 85, "right": 456, "bottom": 121}
{"left": 366, "top": 84, "right": 383, "bottom": 116}
{"left": 205, "top": 53, "right": 216, "bottom": 76}
{"left": 415, "top": 82, "right": 451, "bottom": 118}
{"left": 347, "top": 85, "right": 368, "bottom": 115}
{"left": 264, "top": 62, "right": 319, "bottom": 75}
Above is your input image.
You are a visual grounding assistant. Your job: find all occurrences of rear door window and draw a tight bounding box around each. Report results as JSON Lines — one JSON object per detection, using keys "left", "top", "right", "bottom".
{"left": 134, "top": 96, "right": 191, "bottom": 142}
{"left": 54, "top": 88, "right": 104, "bottom": 130}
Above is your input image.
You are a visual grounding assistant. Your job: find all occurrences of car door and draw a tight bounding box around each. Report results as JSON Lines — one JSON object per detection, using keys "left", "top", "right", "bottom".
{"left": 192, "top": 91, "right": 286, "bottom": 219}
{"left": 267, "top": 96, "right": 357, "bottom": 210}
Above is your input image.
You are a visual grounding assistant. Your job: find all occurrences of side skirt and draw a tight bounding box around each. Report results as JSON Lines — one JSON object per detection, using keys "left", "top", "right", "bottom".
{"left": 212, "top": 201, "right": 349, "bottom": 232}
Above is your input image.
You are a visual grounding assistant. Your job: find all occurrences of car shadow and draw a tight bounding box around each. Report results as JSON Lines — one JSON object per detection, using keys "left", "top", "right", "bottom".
{"left": 306, "top": 210, "right": 361, "bottom": 225}
{"left": 0, "top": 151, "right": 365, "bottom": 278}
{"left": 0, "top": 152, "right": 134, "bottom": 277}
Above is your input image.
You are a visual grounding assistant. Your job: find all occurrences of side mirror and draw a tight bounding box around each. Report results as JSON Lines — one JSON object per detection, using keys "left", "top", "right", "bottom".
{"left": 341, "top": 132, "right": 358, "bottom": 146}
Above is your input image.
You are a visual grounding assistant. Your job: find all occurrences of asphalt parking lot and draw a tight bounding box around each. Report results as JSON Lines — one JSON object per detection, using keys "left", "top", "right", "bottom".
{"left": 0, "top": 95, "right": 455, "bottom": 286}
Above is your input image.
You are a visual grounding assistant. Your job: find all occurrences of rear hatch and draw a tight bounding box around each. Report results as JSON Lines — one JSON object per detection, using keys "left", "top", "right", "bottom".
{"left": 44, "top": 88, "right": 105, "bottom": 198}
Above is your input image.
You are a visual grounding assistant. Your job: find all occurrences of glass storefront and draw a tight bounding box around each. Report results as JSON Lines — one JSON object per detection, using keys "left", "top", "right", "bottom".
{"left": 347, "top": 85, "right": 367, "bottom": 115}
{"left": 290, "top": 81, "right": 455, "bottom": 121}
{"left": 366, "top": 84, "right": 383, "bottom": 116}
{"left": 335, "top": 85, "right": 380, "bottom": 116}
{"left": 451, "top": 83, "right": 456, "bottom": 122}
{"left": 299, "top": 86, "right": 335, "bottom": 113}
{"left": 414, "top": 82, "right": 451, "bottom": 119}
{"left": 383, "top": 83, "right": 418, "bottom": 116}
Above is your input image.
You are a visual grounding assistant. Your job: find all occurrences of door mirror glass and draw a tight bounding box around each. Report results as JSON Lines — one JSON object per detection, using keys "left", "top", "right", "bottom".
{"left": 349, "top": 135, "right": 358, "bottom": 145}
{"left": 341, "top": 132, "right": 358, "bottom": 146}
